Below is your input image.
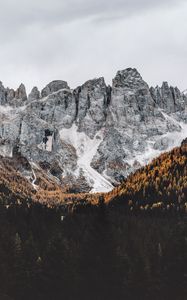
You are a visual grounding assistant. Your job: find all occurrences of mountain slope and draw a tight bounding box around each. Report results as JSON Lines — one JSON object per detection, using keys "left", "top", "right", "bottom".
{"left": 0, "top": 153, "right": 100, "bottom": 207}
{"left": 106, "top": 140, "right": 187, "bottom": 211}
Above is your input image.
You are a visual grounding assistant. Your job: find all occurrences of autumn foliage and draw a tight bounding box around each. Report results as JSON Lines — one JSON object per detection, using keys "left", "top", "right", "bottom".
{"left": 105, "top": 142, "right": 187, "bottom": 212}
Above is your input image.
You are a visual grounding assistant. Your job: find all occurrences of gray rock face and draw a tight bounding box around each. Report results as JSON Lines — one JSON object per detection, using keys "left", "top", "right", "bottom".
{"left": 28, "top": 89, "right": 77, "bottom": 127}
{"left": 150, "top": 83, "right": 186, "bottom": 113}
{"left": 41, "top": 80, "right": 69, "bottom": 98}
{"left": 75, "top": 77, "right": 108, "bottom": 138}
{"left": 0, "top": 82, "right": 6, "bottom": 105}
{"left": 0, "top": 83, "right": 28, "bottom": 107}
{"left": 15, "top": 84, "right": 27, "bottom": 102}
{"left": 18, "top": 113, "right": 77, "bottom": 172}
{"left": 6, "top": 88, "right": 15, "bottom": 103}
{"left": 0, "top": 68, "right": 186, "bottom": 192}
{"left": 113, "top": 68, "right": 147, "bottom": 90}
{"left": 107, "top": 68, "right": 157, "bottom": 128}
{"left": 28, "top": 87, "right": 40, "bottom": 101}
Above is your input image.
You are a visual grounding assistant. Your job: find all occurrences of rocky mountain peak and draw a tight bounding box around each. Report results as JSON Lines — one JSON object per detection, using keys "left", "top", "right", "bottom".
{"left": 15, "top": 83, "right": 27, "bottom": 101}
{"left": 112, "top": 68, "right": 147, "bottom": 90}
{"left": 0, "top": 81, "right": 4, "bottom": 89}
{"left": 41, "top": 80, "right": 70, "bottom": 98}
{"left": 150, "top": 81, "right": 186, "bottom": 113}
{"left": 81, "top": 77, "right": 106, "bottom": 91}
{"left": 161, "top": 81, "right": 170, "bottom": 89}
{"left": 0, "top": 81, "right": 6, "bottom": 105}
{"left": 28, "top": 87, "right": 40, "bottom": 101}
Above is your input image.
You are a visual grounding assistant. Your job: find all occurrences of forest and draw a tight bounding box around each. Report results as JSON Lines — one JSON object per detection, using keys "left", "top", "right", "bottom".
{"left": 0, "top": 200, "right": 187, "bottom": 300}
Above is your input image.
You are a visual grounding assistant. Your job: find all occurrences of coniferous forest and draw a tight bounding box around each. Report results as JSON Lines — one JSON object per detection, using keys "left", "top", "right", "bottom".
{"left": 0, "top": 141, "right": 186, "bottom": 300}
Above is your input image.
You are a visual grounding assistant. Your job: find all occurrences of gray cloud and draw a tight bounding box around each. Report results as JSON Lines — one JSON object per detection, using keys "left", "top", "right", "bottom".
{"left": 0, "top": 0, "right": 186, "bottom": 92}
{"left": 0, "top": 0, "right": 184, "bottom": 36}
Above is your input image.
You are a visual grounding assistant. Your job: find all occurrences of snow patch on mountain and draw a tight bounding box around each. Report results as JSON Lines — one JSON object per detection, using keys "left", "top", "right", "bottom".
{"left": 0, "top": 144, "right": 13, "bottom": 158}
{"left": 45, "top": 134, "right": 53, "bottom": 152}
{"left": 0, "top": 105, "right": 13, "bottom": 114}
{"left": 60, "top": 124, "right": 113, "bottom": 192}
{"left": 127, "top": 117, "right": 187, "bottom": 167}
{"left": 31, "top": 169, "right": 38, "bottom": 190}
{"left": 37, "top": 134, "right": 54, "bottom": 152}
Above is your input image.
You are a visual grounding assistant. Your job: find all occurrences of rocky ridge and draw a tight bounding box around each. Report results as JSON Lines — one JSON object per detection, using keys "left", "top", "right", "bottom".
{"left": 0, "top": 68, "right": 186, "bottom": 192}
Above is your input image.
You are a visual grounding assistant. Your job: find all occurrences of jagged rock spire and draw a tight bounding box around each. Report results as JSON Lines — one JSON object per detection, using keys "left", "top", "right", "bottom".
{"left": 0, "top": 81, "right": 6, "bottom": 105}
{"left": 15, "top": 83, "right": 27, "bottom": 101}
{"left": 28, "top": 87, "right": 40, "bottom": 101}
{"left": 150, "top": 82, "right": 186, "bottom": 113}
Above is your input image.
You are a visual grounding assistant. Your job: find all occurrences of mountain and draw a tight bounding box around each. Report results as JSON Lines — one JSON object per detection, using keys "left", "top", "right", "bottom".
{"left": 106, "top": 139, "right": 187, "bottom": 211}
{"left": 0, "top": 68, "right": 186, "bottom": 193}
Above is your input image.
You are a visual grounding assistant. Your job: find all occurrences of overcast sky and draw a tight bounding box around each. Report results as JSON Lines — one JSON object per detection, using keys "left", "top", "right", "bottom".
{"left": 0, "top": 0, "right": 187, "bottom": 92}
